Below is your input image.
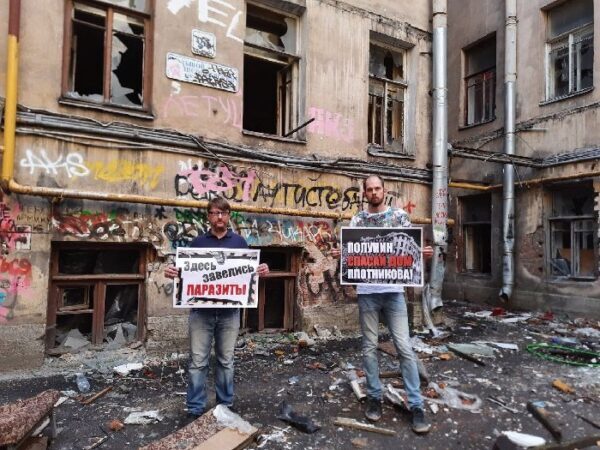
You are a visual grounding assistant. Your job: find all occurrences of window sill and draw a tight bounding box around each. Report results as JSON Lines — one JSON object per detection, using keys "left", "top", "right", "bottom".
{"left": 546, "top": 276, "right": 597, "bottom": 283}
{"left": 458, "top": 271, "right": 492, "bottom": 278}
{"left": 458, "top": 117, "right": 496, "bottom": 130}
{"left": 367, "top": 145, "right": 415, "bottom": 160}
{"left": 539, "top": 87, "right": 594, "bottom": 106}
{"left": 242, "top": 129, "right": 306, "bottom": 144}
{"left": 59, "top": 97, "right": 155, "bottom": 120}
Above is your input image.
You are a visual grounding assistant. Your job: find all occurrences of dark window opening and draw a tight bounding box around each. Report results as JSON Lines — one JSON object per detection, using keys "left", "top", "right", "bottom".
{"left": 548, "top": 185, "right": 597, "bottom": 279}
{"left": 464, "top": 36, "right": 496, "bottom": 125}
{"left": 47, "top": 244, "right": 146, "bottom": 353}
{"left": 243, "top": 4, "right": 299, "bottom": 137}
{"left": 243, "top": 248, "right": 298, "bottom": 331}
{"left": 243, "top": 56, "right": 280, "bottom": 134}
{"left": 461, "top": 194, "right": 492, "bottom": 274}
{"left": 64, "top": 1, "right": 150, "bottom": 109}
{"left": 368, "top": 43, "right": 406, "bottom": 153}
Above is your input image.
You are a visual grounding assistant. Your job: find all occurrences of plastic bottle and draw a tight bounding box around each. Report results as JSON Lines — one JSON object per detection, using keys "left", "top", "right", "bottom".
{"left": 75, "top": 372, "right": 91, "bottom": 393}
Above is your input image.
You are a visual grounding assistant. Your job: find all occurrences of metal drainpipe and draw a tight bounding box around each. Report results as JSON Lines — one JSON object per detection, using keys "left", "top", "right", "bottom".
{"left": 2, "top": 0, "right": 20, "bottom": 188}
{"left": 423, "top": 0, "right": 448, "bottom": 332}
{"left": 500, "top": 0, "right": 517, "bottom": 301}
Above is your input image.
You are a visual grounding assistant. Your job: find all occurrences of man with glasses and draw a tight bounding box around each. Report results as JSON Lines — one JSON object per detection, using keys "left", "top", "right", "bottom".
{"left": 165, "top": 196, "right": 269, "bottom": 418}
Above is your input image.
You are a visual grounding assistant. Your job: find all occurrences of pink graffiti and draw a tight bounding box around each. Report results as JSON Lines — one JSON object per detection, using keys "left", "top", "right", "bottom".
{"left": 162, "top": 93, "right": 242, "bottom": 129}
{"left": 403, "top": 201, "right": 416, "bottom": 214}
{"left": 307, "top": 107, "right": 355, "bottom": 143}
{"left": 0, "top": 197, "right": 31, "bottom": 252}
{"left": 176, "top": 164, "right": 257, "bottom": 202}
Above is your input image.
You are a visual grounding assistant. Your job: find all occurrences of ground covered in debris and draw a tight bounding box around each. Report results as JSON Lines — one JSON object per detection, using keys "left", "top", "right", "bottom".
{"left": 1, "top": 300, "right": 599, "bottom": 449}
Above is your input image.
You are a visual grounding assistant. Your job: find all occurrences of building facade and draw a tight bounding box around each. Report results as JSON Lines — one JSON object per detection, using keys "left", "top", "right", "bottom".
{"left": 0, "top": 0, "right": 434, "bottom": 370}
{"left": 446, "top": 0, "right": 600, "bottom": 317}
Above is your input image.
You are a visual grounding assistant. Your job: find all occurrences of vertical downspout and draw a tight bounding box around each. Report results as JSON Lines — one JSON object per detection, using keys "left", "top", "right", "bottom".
{"left": 500, "top": 0, "right": 517, "bottom": 301}
{"left": 423, "top": 0, "right": 448, "bottom": 333}
{"left": 2, "top": 0, "right": 21, "bottom": 189}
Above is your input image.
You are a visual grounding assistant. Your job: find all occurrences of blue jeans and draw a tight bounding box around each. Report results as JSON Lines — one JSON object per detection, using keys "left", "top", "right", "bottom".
{"left": 358, "top": 292, "right": 423, "bottom": 409}
{"left": 187, "top": 308, "right": 240, "bottom": 415}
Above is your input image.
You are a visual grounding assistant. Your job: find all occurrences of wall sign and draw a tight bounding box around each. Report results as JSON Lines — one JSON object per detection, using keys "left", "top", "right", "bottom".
{"left": 166, "top": 52, "right": 238, "bottom": 93}
{"left": 192, "top": 29, "right": 216, "bottom": 58}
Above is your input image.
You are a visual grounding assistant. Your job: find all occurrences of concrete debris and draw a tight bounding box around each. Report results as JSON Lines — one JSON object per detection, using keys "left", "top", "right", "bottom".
{"left": 426, "top": 382, "right": 483, "bottom": 412}
{"left": 63, "top": 329, "right": 91, "bottom": 351}
{"left": 313, "top": 324, "right": 333, "bottom": 339}
{"left": 351, "top": 437, "right": 369, "bottom": 448}
{"left": 295, "top": 331, "right": 316, "bottom": 347}
{"left": 124, "top": 410, "right": 163, "bottom": 425}
{"left": 114, "top": 363, "right": 144, "bottom": 376}
{"left": 350, "top": 379, "right": 366, "bottom": 401}
{"left": 108, "top": 419, "right": 124, "bottom": 431}
{"left": 573, "top": 327, "right": 600, "bottom": 338}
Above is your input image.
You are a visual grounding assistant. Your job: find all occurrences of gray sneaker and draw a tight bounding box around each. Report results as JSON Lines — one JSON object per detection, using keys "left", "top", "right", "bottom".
{"left": 365, "top": 398, "right": 382, "bottom": 422}
{"left": 411, "top": 407, "right": 431, "bottom": 434}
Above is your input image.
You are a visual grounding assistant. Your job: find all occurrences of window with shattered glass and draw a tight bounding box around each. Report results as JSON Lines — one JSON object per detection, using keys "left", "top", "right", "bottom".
{"left": 548, "top": 185, "right": 597, "bottom": 279}
{"left": 461, "top": 194, "right": 492, "bottom": 274}
{"left": 243, "top": 4, "right": 300, "bottom": 137}
{"left": 368, "top": 43, "right": 406, "bottom": 153}
{"left": 464, "top": 36, "right": 496, "bottom": 126}
{"left": 47, "top": 244, "right": 146, "bottom": 352}
{"left": 545, "top": 0, "right": 593, "bottom": 100}
{"left": 64, "top": 0, "right": 151, "bottom": 109}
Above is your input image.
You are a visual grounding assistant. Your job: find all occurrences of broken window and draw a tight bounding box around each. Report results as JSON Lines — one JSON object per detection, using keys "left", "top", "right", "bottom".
{"left": 368, "top": 43, "right": 406, "bottom": 153}
{"left": 243, "top": 248, "right": 299, "bottom": 331}
{"left": 464, "top": 36, "right": 496, "bottom": 126}
{"left": 461, "top": 194, "right": 492, "bottom": 274}
{"left": 46, "top": 244, "right": 147, "bottom": 352}
{"left": 545, "top": 0, "right": 593, "bottom": 100}
{"left": 548, "top": 185, "right": 597, "bottom": 279}
{"left": 243, "top": 4, "right": 300, "bottom": 137}
{"left": 63, "top": 0, "right": 151, "bottom": 109}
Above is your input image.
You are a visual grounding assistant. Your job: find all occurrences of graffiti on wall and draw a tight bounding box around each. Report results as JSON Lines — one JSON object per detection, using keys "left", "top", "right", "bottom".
{"left": 307, "top": 107, "right": 355, "bottom": 143}
{"left": 192, "top": 29, "right": 216, "bottom": 58}
{"left": 167, "top": 0, "right": 243, "bottom": 43}
{"left": 162, "top": 92, "right": 243, "bottom": 129}
{"left": 0, "top": 196, "right": 32, "bottom": 253}
{"left": 0, "top": 256, "right": 32, "bottom": 323}
{"left": 20, "top": 149, "right": 165, "bottom": 190}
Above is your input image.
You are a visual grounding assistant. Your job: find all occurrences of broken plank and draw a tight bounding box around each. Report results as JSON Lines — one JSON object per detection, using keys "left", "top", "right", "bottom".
{"left": 81, "top": 386, "right": 113, "bottom": 405}
{"left": 192, "top": 427, "right": 257, "bottom": 450}
{"left": 333, "top": 417, "right": 395, "bottom": 436}
{"left": 448, "top": 347, "right": 486, "bottom": 366}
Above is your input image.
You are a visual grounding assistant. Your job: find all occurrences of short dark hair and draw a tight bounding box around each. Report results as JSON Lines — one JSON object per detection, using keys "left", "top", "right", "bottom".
{"left": 363, "top": 175, "right": 385, "bottom": 191}
{"left": 207, "top": 196, "right": 231, "bottom": 213}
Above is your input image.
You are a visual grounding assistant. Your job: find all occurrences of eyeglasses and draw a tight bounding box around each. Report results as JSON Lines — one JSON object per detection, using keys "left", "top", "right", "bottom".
{"left": 208, "top": 211, "right": 229, "bottom": 217}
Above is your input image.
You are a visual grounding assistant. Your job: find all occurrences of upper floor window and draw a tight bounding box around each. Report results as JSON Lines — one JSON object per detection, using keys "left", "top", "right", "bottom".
{"left": 548, "top": 184, "right": 597, "bottom": 280}
{"left": 464, "top": 36, "right": 496, "bottom": 126}
{"left": 62, "top": 0, "right": 152, "bottom": 111}
{"left": 545, "top": 0, "right": 594, "bottom": 100}
{"left": 243, "top": 3, "right": 300, "bottom": 137}
{"left": 368, "top": 43, "right": 406, "bottom": 153}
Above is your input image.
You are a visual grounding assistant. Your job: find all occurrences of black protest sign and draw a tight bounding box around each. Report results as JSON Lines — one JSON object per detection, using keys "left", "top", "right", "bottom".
{"left": 340, "top": 227, "right": 423, "bottom": 287}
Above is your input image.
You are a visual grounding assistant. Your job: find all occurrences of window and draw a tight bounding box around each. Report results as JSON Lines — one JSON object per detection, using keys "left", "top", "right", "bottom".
{"left": 548, "top": 185, "right": 597, "bottom": 279}
{"left": 46, "top": 243, "right": 147, "bottom": 351}
{"left": 243, "top": 248, "right": 298, "bottom": 331}
{"left": 368, "top": 43, "right": 406, "bottom": 152}
{"left": 62, "top": 0, "right": 152, "bottom": 110}
{"left": 461, "top": 194, "right": 492, "bottom": 274}
{"left": 545, "top": 0, "right": 594, "bottom": 100}
{"left": 243, "top": 4, "right": 299, "bottom": 137}
{"left": 464, "top": 36, "right": 496, "bottom": 125}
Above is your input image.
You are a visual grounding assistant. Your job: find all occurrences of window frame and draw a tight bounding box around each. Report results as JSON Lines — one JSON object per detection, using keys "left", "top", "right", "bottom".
{"left": 46, "top": 242, "right": 148, "bottom": 349}
{"left": 242, "top": 4, "right": 301, "bottom": 138}
{"left": 459, "top": 194, "right": 492, "bottom": 275}
{"left": 61, "top": 0, "right": 154, "bottom": 114}
{"left": 545, "top": 13, "right": 593, "bottom": 101}
{"left": 548, "top": 215, "right": 597, "bottom": 280}
{"left": 368, "top": 43, "right": 408, "bottom": 154}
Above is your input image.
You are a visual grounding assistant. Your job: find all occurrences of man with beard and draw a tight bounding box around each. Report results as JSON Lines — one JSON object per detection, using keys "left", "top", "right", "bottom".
{"left": 333, "top": 175, "right": 432, "bottom": 433}
{"left": 165, "top": 196, "right": 269, "bottom": 418}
